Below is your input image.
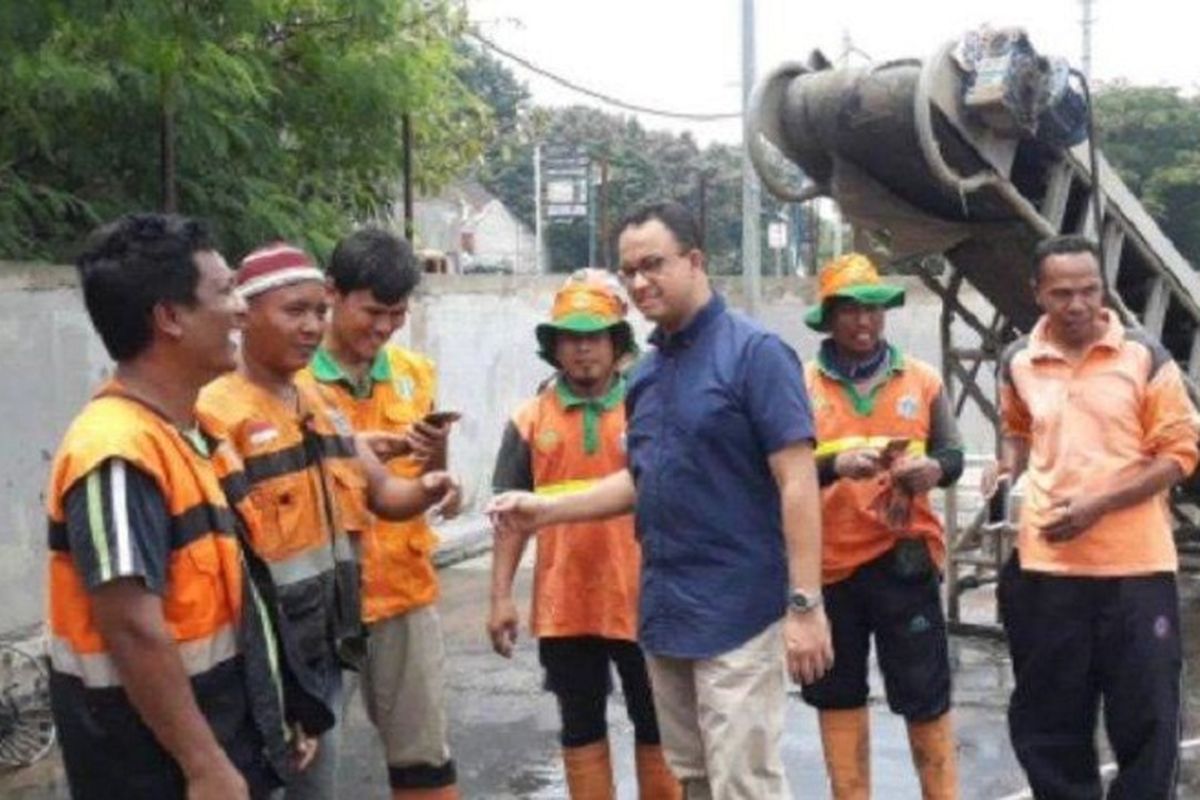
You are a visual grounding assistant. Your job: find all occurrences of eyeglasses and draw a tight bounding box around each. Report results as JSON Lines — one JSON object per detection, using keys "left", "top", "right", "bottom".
{"left": 617, "top": 251, "right": 687, "bottom": 285}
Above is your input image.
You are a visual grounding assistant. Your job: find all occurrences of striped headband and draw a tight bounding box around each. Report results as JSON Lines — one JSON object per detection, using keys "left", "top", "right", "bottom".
{"left": 237, "top": 242, "right": 324, "bottom": 299}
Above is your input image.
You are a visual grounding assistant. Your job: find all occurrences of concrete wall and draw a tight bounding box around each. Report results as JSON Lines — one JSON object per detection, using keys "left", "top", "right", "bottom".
{"left": 0, "top": 263, "right": 1000, "bottom": 636}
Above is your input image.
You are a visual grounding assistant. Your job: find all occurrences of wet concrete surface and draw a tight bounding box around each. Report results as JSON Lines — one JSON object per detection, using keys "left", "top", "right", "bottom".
{"left": 7, "top": 556, "right": 1200, "bottom": 798}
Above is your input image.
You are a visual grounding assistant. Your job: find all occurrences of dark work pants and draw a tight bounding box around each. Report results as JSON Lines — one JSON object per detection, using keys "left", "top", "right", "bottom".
{"left": 800, "top": 550, "right": 952, "bottom": 722}
{"left": 539, "top": 636, "right": 662, "bottom": 748}
{"left": 998, "top": 553, "right": 1182, "bottom": 800}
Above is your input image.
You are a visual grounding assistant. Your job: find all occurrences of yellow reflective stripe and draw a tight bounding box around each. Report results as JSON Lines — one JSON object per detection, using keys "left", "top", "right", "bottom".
{"left": 813, "top": 436, "right": 927, "bottom": 458}
{"left": 50, "top": 624, "right": 238, "bottom": 688}
{"left": 534, "top": 479, "right": 598, "bottom": 497}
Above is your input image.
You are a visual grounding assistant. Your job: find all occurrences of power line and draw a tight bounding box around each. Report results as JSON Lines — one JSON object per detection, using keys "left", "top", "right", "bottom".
{"left": 466, "top": 29, "right": 742, "bottom": 122}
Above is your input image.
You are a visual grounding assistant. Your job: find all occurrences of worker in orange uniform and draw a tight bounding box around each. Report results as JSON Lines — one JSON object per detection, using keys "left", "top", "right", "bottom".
{"left": 295, "top": 228, "right": 459, "bottom": 799}
{"left": 994, "top": 235, "right": 1199, "bottom": 798}
{"left": 199, "top": 242, "right": 462, "bottom": 800}
{"left": 46, "top": 214, "right": 331, "bottom": 800}
{"left": 801, "top": 254, "right": 962, "bottom": 799}
{"left": 488, "top": 270, "right": 681, "bottom": 799}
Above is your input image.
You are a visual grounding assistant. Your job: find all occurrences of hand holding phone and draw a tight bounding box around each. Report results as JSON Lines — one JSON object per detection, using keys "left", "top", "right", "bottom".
{"left": 422, "top": 410, "right": 462, "bottom": 427}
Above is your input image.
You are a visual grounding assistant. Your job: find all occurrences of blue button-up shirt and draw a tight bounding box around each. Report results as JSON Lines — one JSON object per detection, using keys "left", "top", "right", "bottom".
{"left": 626, "top": 294, "right": 815, "bottom": 659}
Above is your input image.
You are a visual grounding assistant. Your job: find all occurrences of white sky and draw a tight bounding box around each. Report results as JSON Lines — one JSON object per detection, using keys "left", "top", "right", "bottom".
{"left": 468, "top": 0, "right": 1199, "bottom": 143}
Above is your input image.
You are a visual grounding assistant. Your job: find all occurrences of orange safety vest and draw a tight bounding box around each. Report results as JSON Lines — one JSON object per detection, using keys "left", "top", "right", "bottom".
{"left": 45, "top": 385, "right": 295, "bottom": 792}
{"left": 297, "top": 344, "right": 439, "bottom": 623}
{"left": 199, "top": 372, "right": 368, "bottom": 666}
{"left": 805, "top": 353, "right": 946, "bottom": 585}
{"left": 513, "top": 380, "right": 640, "bottom": 641}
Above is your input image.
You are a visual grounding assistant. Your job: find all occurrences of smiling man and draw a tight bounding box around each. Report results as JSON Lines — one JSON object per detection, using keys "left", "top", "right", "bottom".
{"left": 295, "top": 228, "right": 460, "bottom": 799}
{"left": 995, "top": 234, "right": 1200, "bottom": 799}
{"left": 801, "top": 254, "right": 962, "bottom": 799}
{"left": 46, "top": 215, "right": 332, "bottom": 800}
{"left": 198, "top": 242, "right": 461, "bottom": 800}
{"left": 489, "top": 201, "right": 831, "bottom": 799}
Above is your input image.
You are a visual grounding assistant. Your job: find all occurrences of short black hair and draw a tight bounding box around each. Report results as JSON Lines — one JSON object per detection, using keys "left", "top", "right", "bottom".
{"left": 539, "top": 325, "right": 636, "bottom": 369}
{"left": 328, "top": 227, "right": 420, "bottom": 304}
{"left": 615, "top": 201, "right": 703, "bottom": 254}
{"left": 76, "top": 213, "right": 213, "bottom": 361}
{"left": 1032, "top": 234, "right": 1102, "bottom": 283}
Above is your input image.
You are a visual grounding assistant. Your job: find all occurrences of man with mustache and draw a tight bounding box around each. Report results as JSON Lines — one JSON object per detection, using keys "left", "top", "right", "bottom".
{"left": 993, "top": 234, "right": 1200, "bottom": 798}
{"left": 46, "top": 215, "right": 329, "bottom": 799}
{"left": 488, "top": 269, "right": 680, "bottom": 798}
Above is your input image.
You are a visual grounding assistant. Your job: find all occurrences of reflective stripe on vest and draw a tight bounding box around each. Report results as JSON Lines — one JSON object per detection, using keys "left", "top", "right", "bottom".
{"left": 534, "top": 478, "right": 599, "bottom": 497}
{"left": 813, "top": 436, "right": 927, "bottom": 459}
{"left": 266, "top": 531, "right": 356, "bottom": 587}
{"left": 49, "top": 623, "right": 238, "bottom": 688}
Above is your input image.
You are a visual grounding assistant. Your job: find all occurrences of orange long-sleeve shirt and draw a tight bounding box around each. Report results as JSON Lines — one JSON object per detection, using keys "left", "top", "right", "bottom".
{"left": 1000, "top": 311, "right": 1200, "bottom": 575}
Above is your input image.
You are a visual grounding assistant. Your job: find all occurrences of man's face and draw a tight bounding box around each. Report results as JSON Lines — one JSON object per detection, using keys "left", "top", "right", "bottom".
{"left": 174, "top": 250, "right": 245, "bottom": 380}
{"left": 555, "top": 330, "right": 617, "bottom": 390}
{"left": 617, "top": 219, "right": 702, "bottom": 328}
{"left": 328, "top": 287, "right": 408, "bottom": 364}
{"left": 828, "top": 299, "right": 885, "bottom": 358}
{"left": 1034, "top": 252, "right": 1105, "bottom": 347}
{"left": 243, "top": 281, "right": 328, "bottom": 376}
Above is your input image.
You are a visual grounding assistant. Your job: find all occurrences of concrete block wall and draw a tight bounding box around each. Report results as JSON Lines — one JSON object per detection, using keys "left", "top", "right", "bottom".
{"left": 0, "top": 265, "right": 1000, "bottom": 636}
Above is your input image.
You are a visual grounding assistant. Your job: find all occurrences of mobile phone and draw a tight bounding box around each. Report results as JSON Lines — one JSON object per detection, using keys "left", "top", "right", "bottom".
{"left": 422, "top": 410, "right": 462, "bottom": 426}
{"left": 987, "top": 476, "right": 1012, "bottom": 525}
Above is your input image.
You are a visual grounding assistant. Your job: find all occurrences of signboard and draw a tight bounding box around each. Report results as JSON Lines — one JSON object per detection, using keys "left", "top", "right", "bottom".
{"left": 543, "top": 146, "right": 591, "bottom": 221}
{"left": 767, "top": 221, "right": 788, "bottom": 250}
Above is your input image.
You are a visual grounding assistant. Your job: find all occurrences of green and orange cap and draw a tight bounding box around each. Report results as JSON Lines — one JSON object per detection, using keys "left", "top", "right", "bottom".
{"left": 536, "top": 268, "right": 636, "bottom": 367}
{"left": 804, "top": 252, "right": 905, "bottom": 332}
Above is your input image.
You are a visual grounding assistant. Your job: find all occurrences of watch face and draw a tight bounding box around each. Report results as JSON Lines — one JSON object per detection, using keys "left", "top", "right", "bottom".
{"left": 789, "top": 591, "right": 819, "bottom": 612}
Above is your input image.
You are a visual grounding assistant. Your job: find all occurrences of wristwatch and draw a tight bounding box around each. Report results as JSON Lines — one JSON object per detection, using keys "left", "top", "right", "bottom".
{"left": 788, "top": 589, "right": 823, "bottom": 614}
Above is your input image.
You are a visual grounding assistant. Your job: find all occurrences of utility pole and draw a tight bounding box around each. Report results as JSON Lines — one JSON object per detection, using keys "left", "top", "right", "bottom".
{"left": 1080, "top": 0, "right": 1094, "bottom": 79}
{"left": 598, "top": 158, "right": 610, "bottom": 268}
{"left": 401, "top": 113, "right": 414, "bottom": 241}
{"left": 587, "top": 161, "right": 597, "bottom": 267}
{"left": 740, "top": 0, "right": 761, "bottom": 317}
{"left": 534, "top": 143, "right": 543, "bottom": 274}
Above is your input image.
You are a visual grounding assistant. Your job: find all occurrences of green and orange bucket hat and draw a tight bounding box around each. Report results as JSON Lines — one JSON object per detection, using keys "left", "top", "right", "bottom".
{"left": 536, "top": 268, "right": 636, "bottom": 367}
{"left": 804, "top": 252, "right": 905, "bottom": 332}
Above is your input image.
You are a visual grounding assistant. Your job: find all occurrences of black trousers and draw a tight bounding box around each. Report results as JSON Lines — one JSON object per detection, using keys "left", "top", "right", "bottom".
{"left": 998, "top": 553, "right": 1182, "bottom": 800}
{"left": 538, "top": 636, "right": 661, "bottom": 748}
{"left": 800, "top": 549, "right": 952, "bottom": 722}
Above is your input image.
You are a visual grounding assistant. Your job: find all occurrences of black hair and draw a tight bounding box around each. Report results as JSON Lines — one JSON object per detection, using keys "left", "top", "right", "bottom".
{"left": 540, "top": 324, "right": 636, "bottom": 369}
{"left": 328, "top": 227, "right": 420, "bottom": 304}
{"left": 1032, "top": 234, "right": 1102, "bottom": 283}
{"left": 615, "top": 201, "right": 703, "bottom": 254}
{"left": 76, "top": 213, "right": 214, "bottom": 361}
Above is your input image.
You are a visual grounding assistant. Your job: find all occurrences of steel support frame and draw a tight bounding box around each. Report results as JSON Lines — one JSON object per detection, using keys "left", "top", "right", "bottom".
{"left": 921, "top": 264, "right": 1018, "bottom": 635}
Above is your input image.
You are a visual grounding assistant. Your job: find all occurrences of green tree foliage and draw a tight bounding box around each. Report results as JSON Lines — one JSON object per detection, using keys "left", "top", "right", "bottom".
{"left": 1094, "top": 83, "right": 1200, "bottom": 265}
{"left": 0, "top": 0, "right": 488, "bottom": 262}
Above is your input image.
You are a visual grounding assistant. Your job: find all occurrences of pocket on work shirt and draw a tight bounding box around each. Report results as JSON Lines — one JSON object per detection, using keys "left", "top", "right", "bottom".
{"left": 328, "top": 460, "right": 373, "bottom": 536}
{"left": 248, "top": 473, "right": 312, "bottom": 558}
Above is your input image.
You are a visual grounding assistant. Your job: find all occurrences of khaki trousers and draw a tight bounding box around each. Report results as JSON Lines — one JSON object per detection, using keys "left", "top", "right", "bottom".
{"left": 646, "top": 620, "right": 791, "bottom": 800}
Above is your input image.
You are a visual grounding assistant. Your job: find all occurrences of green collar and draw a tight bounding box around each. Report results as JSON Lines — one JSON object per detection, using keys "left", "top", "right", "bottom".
{"left": 310, "top": 345, "right": 391, "bottom": 399}
{"left": 816, "top": 343, "right": 905, "bottom": 416}
{"left": 555, "top": 375, "right": 625, "bottom": 455}
{"left": 179, "top": 426, "right": 212, "bottom": 458}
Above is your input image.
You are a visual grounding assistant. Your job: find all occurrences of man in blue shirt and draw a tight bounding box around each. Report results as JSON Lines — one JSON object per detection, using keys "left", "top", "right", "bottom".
{"left": 489, "top": 202, "right": 832, "bottom": 798}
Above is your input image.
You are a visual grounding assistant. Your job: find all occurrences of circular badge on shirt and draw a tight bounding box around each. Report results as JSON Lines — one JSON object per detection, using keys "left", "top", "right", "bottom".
{"left": 536, "top": 428, "right": 562, "bottom": 453}
{"left": 896, "top": 394, "right": 919, "bottom": 420}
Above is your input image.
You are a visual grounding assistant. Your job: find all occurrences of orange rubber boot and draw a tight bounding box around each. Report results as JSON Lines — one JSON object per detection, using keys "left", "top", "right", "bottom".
{"left": 563, "top": 739, "right": 615, "bottom": 800}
